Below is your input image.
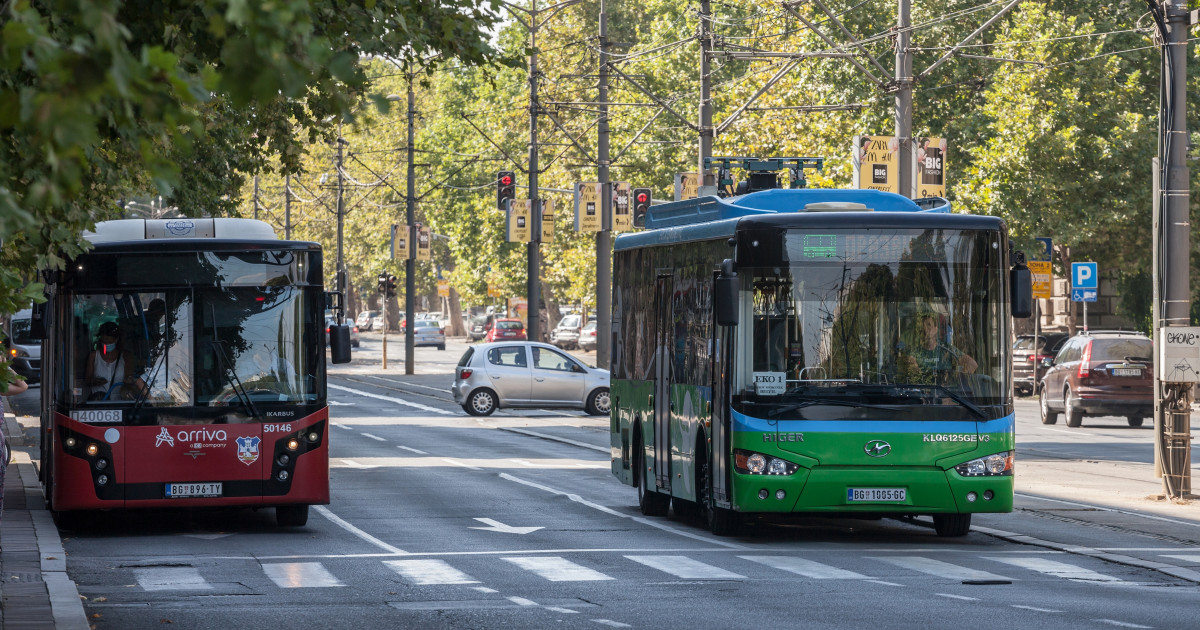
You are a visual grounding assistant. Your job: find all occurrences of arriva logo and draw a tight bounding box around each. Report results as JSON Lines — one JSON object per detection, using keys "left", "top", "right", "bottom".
{"left": 155, "top": 427, "right": 175, "bottom": 448}
{"left": 154, "top": 427, "right": 228, "bottom": 447}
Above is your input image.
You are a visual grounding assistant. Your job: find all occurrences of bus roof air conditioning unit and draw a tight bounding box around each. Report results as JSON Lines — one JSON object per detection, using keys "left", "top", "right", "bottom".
{"left": 803, "top": 202, "right": 871, "bottom": 212}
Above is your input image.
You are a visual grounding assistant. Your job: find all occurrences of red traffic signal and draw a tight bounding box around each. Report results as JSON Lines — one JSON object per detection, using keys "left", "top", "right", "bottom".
{"left": 497, "top": 171, "right": 516, "bottom": 209}
{"left": 632, "top": 187, "right": 651, "bottom": 228}
{"left": 500, "top": 174, "right": 512, "bottom": 186}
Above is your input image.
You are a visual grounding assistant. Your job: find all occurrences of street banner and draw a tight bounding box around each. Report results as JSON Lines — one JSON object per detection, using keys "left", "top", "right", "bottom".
{"left": 674, "top": 172, "right": 701, "bottom": 201}
{"left": 915, "top": 137, "right": 946, "bottom": 198}
{"left": 507, "top": 199, "right": 532, "bottom": 242}
{"left": 612, "top": 182, "right": 631, "bottom": 232}
{"left": 1030, "top": 237, "right": 1053, "bottom": 299}
{"left": 437, "top": 279, "right": 449, "bottom": 298}
{"left": 509, "top": 297, "right": 528, "bottom": 325}
{"left": 574, "top": 183, "right": 602, "bottom": 232}
{"left": 853, "top": 135, "right": 899, "bottom": 193}
{"left": 541, "top": 199, "right": 554, "bottom": 243}
{"left": 415, "top": 224, "right": 431, "bottom": 261}
{"left": 391, "top": 224, "right": 410, "bottom": 260}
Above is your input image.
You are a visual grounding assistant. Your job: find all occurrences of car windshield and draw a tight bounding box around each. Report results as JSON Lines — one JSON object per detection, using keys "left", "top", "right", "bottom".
{"left": 582, "top": 322, "right": 596, "bottom": 332}
{"left": 497, "top": 321, "right": 523, "bottom": 330}
{"left": 1093, "top": 338, "right": 1153, "bottom": 361}
{"left": 416, "top": 321, "right": 440, "bottom": 329}
{"left": 10, "top": 318, "right": 35, "bottom": 344}
{"left": 560, "top": 315, "right": 580, "bottom": 328}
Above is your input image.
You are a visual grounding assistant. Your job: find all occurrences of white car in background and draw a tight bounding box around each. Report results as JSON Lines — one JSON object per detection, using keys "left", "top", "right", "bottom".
{"left": 452, "top": 342, "right": 610, "bottom": 416}
{"left": 411, "top": 319, "right": 447, "bottom": 350}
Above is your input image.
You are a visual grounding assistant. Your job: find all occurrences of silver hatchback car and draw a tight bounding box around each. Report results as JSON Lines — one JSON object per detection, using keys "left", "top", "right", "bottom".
{"left": 452, "top": 342, "right": 610, "bottom": 416}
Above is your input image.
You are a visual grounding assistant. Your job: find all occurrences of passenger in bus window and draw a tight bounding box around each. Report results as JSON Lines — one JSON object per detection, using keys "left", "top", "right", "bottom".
{"left": 84, "top": 322, "right": 140, "bottom": 400}
{"left": 899, "top": 313, "right": 977, "bottom": 383}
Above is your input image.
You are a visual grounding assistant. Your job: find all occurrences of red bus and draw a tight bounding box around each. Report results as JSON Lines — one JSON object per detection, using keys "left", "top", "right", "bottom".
{"left": 36, "top": 218, "right": 349, "bottom": 526}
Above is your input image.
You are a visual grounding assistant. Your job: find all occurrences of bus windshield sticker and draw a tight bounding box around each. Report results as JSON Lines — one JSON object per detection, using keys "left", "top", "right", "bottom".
{"left": 754, "top": 372, "right": 786, "bottom": 396}
{"left": 69, "top": 409, "right": 123, "bottom": 424}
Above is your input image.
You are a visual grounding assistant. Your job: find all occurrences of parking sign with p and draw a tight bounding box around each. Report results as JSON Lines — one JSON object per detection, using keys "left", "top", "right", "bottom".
{"left": 1072, "top": 262, "right": 1097, "bottom": 289}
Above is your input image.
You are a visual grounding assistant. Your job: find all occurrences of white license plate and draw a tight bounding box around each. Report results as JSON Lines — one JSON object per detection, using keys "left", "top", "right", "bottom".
{"left": 165, "top": 482, "right": 222, "bottom": 498}
{"left": 847, "top": 488, "right": 906, "bottom": 502}
{"left": 1112, "top": 368, "right": 1141, "bottom": 377}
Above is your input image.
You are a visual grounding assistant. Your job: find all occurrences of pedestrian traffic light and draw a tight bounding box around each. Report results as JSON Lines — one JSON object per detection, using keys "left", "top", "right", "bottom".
{"left": 377, "top": 272, "right": 387, "bottom": 294}
{"left": 632, "top": 188, "right": 651, "bottom": 228}
{"left": 385, "top": 274, "right": 397, "bottom": 298}
{"left": 497, "top": 171, "right": 516, "bottom": 210}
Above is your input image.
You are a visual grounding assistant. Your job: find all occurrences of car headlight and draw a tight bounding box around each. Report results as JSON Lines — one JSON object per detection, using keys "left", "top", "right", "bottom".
{"left": 954, "top": 451, "right": 1013, "bottom": 477}
{"left": 734, "top": 449, "right": 799, "bottom": 476}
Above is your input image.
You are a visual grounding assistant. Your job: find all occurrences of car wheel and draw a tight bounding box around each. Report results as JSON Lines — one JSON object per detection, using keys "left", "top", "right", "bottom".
{"left": 463, "top": 389, "right": 498, "bottom": 416}
{"left": 1127, "top": 416, "right": 1145, "bottom": 428}
{"left": 585, "top": 387, "right": 610, "bottom": 416}
{"left": 352, "top": 341, "right": 360, "bottom": 348}
{"left": 933, "top": 513, "right": 971, "bottom": 537}
{"left": 1039, "top": 387, "right": 1058, "bottom": 425}
{"left": 276, "top": 504, "right": 310, "bottom": 527}
{"left": 438, "top": 344, "right": 446, "bottom": 351}
{"left": 1065, "top": 387, "right": 1083, "bottom": 427}
{"left": 636, "top": 435, "right": 670, "bottom": 517}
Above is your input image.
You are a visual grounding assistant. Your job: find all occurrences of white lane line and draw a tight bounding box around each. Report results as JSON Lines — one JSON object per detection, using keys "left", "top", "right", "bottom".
{"left": 503, "top": 556, "right": 613, "bottom": 582}
{"left": 985, "top": 557, "right": 1123, "bottom": 583}
{"left": 498, "top": 473, "right": 746, "bottom": 550}
{"left": 546, "top": 607, "right": 579, "bottom": 614}
{"left": 263, "top": 562, "right": 345, "bottom": 588}
{"left": 443, "top": 458, "right": 482, "bottom": 471}
{"left": 397, "top": 445, "right": 428, "bottom": 455}
{"left": 866, "top": 580, "right": 904, "bottom": 587}
{"left": 1093, "top": 620, "right": 1152, "bottom": 629}
{"left": 333, "top": 424, "right": 354, "bottom": 431}
{"left": 329, "top": 400, "right": 356, "bottom": 406}
{"left": 871, "top": 556, "right": 1013, "bottom": 582}
{"left": 328, "top": 383, "right": 453, "bottom": 415}
{"left": 384, "top": 559, "right": 479, "bottom": 585}
{"left": 361, "top": 432, "right": 387, "bottom": 441}
{"left": 135, "top": 567, "right": 212, "bottom": 591}
{"left": 626, "top": 555, "right": 745, "bottom": 580}
{"left": 936, "top": 593, "right": 979, "bottom": 601}
{"left": 592, "top": 620, "right": 632, "bottom": 628}
{"left": 508, "top": 596, "right": 539, "bottom": 606}
{"left": 1162, "top": 554, "right": 1200, "bottom": 563}
{"left": 509, "top": 459, "right": 537, "bottom": 467}
{"left": 314, "top": 505, "right": 407, "bottom": 555}
{"left": 341, "top": 459, "right": 377, "bottom": 469}
{"left": 1012, "top": 605, "right": 1062, "bottom": 613}
{"left": 472, "top": 586, "right": 498, "bottom": 593}
{"left": 740, "top": 555, "right": 871, "bottom": 580}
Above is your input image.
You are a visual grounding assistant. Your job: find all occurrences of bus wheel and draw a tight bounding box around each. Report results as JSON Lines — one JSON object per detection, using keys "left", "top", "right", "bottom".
{"left": 636, "top": 439, "right": 669, "bottom": 517}
{"left": 276, "top": 505, "right": 310, "bottom": 527}
{"left": 52, "top": 510, "right": 84, "bottom": 531}
{"left": 1127, "top": 416, "right": 1144, "bottom": 428}
{"left": 933, "top": 513, "right": 971, "bottom": 537}
{"left": 698, "top": 451, "right": 739, "bottom": 536}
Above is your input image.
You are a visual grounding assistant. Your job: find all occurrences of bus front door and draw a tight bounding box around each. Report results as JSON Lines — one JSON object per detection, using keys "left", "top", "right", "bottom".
{"left": 653, "top": 274, "right": 672, "bottom": 493}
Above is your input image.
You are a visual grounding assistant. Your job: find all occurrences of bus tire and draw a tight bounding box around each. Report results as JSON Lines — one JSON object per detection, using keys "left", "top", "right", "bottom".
{"left": 636, "top": 434, "right": 669, "bottom": 517}
{"left": 276, "top": 504, "right": 309, "bottom": 527}
{"left": 464, "top": 389, "right": 498, "bottom": 416}
{"left": 1039, "top": 388, "right": 1058, "bottom": 424}
{"left": 1064, "top": 387, "right": 1083, "bottom": 427}
{"left": 933, "top": 513, "right": 971, "bottom": 537}
{"left": 585, "top": 387, "right": 610, "bottom": 416}
{"left": 1127, "top": 416, "right": 1144, "bottom": 428}
{"left": 698, "top": 448, "right": 739, "bottom": 536}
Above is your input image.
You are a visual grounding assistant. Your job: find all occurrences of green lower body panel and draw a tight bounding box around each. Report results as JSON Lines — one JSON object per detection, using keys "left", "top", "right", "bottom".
{"left": 731, "top": 467, "right": 1013, "bottom": 514}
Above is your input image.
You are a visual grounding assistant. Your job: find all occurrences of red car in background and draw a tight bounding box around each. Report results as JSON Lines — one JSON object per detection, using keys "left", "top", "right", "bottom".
{"left": 485, "top": 318, "right": 526, "bottom": 343}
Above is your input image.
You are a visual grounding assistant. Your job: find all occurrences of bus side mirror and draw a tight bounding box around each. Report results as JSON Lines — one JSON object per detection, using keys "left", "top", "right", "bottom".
{"left": 329, "top": 325, "right": 352, "bottom": 364}
{"left": 30, "top": 300, "right": 47, "bottom": 339}
{"left": 1010, "top": 265, "right": 1032, "bottom": 319}
{"left": 715, "top": 259, "right": 739, "bottom": 327}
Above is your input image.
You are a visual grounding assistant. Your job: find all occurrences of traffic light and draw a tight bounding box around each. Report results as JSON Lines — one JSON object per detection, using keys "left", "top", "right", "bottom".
{"left": 497, "top": 171, "right": 516, "bottom": 210}
{"left": 377, "top": 272, "right": 387, "bottom": 295}
{"left": 632, "top": 188, "right": 651, "bottom": 228}
{"left": 385, "top": 274, "right": 397, "bottom": 298}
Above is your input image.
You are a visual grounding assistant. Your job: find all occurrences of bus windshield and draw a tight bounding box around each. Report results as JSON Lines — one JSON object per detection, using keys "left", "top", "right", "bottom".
{"left": 732, "top": 227, "right": 1007, "bottom": 421}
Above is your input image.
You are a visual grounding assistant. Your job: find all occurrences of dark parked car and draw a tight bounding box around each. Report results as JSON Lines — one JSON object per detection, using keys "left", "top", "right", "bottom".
{"left": 1013, "top": 332, "right": 1069, "bottom": 396}
{"left": 1039, "top": 331, "right": 1153, "bottom": 428}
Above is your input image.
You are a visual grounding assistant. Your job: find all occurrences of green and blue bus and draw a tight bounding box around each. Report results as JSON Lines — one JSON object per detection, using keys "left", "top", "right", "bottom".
{"left": 610, "top": 187, "right": 1031, "bottom": 536}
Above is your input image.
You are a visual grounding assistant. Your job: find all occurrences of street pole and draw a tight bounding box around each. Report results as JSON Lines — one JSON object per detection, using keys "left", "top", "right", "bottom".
{"left": 895, "top": 0, "right": 913, "bottom": 198}
{"left": 1155, "top": 0, "right": 1192, "bottom": 498}
{"left": 406, "top": 75, "right": 417, "bottom": 375}
{"left": 596, "top": 0, "right": 612, "bottom": 369}
{"left": 284, "top": 174, "right": 292, "bottom": 240}
{"left": 527, "top": 0, "right": 542, "bottom": 343}
{"left": 698, "top": 0, "right": 714, "bottom": 192}
{"left": 336, "top": 123, "right": 347, "bottom": 325}
{"left": 253, "top": 175, "right": 260, "bottom": 220}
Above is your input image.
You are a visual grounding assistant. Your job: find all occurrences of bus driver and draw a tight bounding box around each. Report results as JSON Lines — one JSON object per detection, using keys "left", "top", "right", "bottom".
{"left": 85, "top": 322, "right": 140, "bottom": 401}
{"left": 900, "top": 313, "right": 977, "bottom": 382}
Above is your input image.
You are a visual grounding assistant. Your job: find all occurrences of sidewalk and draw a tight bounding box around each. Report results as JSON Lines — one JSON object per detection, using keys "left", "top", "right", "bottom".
{"left": 1, "top": 413, "right": 87, "bottom": 629}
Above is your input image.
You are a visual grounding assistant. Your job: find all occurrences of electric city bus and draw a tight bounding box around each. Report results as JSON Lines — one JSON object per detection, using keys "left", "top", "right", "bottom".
{"left": 36, "top": 218, "right": 351, "bottom": 527}
{"left": 610, "top": 188, "right": 1031, "bottom": 536}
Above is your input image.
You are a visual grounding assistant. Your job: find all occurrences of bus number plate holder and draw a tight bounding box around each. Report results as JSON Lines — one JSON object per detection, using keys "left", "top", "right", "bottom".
{"left": 847, "top": 488, "right": 906, "bottom": 502}
{"left": 165, "top": 482, "right": 223, "bottom": 498}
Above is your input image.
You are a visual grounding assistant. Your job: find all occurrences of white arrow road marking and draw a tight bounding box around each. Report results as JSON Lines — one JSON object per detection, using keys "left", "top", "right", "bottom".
{"left": 469, "top": 518, "right": 544, "bottom": 534}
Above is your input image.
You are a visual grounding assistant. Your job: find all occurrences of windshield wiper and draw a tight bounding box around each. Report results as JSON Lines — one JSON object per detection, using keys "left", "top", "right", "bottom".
{"left": 765, "top": 397, "right": 901, "bottom": 419}
{"left": 896, "top": 384, "right": 987, "bottom": 420}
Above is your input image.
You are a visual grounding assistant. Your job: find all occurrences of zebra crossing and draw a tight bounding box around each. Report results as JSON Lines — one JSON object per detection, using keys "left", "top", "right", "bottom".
{"left": 128, "top": 550, "right": 1176, "bottom": 593}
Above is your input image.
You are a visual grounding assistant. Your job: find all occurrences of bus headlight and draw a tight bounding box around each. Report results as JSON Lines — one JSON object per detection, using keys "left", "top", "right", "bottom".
{"left": 65, "top": 437, "right": 77, "bottom": 449}
{"left": 954, "top": 452, "right": 1013, "bottom": 477}
{"left": 734, "top": 449, "right": 799, "bottom": 476}
{"left": 86, "top": 443, "right": 99, "bottom": 456}
{"left": 286, "top": 438, "right": 299, "bottom": 451}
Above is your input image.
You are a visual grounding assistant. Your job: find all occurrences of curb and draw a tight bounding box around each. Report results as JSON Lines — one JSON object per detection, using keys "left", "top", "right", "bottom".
{"left": 12, "top": 453, "right": 89, "bottom": 630}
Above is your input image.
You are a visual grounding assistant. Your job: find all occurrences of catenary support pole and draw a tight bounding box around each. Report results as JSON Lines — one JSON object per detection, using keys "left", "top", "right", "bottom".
{"left": 596, "top": 0, "right": 612, "bottom": 369}
{"left": 895, "top": 0, "right": 913, "bottom": 198}
{"left": 527, "top": 0, "right": 542, "bottom": 343}
{"left": 698, "top": 0, "right": 713, "bottom": 191}
{"left": 336, "top": 123, "right": 346, "bottom": 325}
{"left": 406, "top": 75, "right": 417, "bottom": 375}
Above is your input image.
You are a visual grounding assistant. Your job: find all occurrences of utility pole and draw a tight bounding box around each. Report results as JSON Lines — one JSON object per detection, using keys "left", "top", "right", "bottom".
{"left": 698, "top": 0, "right": 714, "bottom": 193}
{"left": 596, "top": 0, "right": 612, "bottom": 369}
{"left": 894, "top": 0, "right": 913, "bottom": 198}
{"left": 284, "top": 174, "right": 292, "bottom": 240}
{"left": 1154, "top": 0, "right": 1192, "bottom": 498}
{"left": 527, "top": 0, "right": 543, "bottom": 343}
{"left": 335, "top": 123, "right": 347, "bottom": 325}
{"left": 253, "top": 175, "right": 261, "bottom": 220}
{"left": 405, "top": 74, "right": 418, "bottom": 375}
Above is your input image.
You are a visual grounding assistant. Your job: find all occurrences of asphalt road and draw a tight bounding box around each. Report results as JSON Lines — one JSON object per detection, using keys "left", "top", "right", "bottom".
{"left": 11, "top": 334, "right": 1200, "bottom": 629}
